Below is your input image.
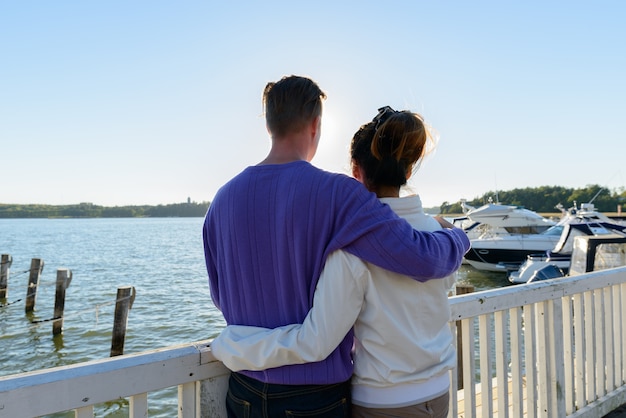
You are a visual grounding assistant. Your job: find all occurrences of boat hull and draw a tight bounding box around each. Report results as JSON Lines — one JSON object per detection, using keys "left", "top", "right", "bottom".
{"left": 464, "top": 235, "right": 561, "bottom": 272}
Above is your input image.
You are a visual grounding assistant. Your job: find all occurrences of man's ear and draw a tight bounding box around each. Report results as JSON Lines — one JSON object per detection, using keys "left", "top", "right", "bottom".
{"left": 311, "top": 116, "right": 321, "bottom": 137}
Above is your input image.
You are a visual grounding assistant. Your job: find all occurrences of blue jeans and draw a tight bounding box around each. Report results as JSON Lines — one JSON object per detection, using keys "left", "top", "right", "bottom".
{"left": 226, "top": 372, "right": 351, "bottom": 417}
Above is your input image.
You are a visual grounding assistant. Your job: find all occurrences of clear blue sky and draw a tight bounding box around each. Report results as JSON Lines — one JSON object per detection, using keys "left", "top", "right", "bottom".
{"left": 2, "top": 1, "right": 624, "bottom": 208}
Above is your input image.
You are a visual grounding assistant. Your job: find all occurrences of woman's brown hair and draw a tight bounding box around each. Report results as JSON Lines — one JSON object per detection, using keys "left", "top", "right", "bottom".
{"left": 350, "top": 107, "right": 435, "bottom": 190}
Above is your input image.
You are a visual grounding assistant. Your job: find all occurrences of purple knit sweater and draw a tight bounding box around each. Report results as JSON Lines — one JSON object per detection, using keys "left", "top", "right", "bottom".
{"left": 203, "top": 161, "right": 469, "bottom": 385}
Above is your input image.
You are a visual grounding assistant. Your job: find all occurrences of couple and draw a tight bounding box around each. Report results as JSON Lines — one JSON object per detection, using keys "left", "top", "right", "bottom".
{"left": 203, "top": 75, "right": 470, "bottom": 418}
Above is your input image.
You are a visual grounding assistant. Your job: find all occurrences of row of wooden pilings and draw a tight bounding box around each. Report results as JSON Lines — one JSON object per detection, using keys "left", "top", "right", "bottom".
{"left": 1, "top": 254, "right": 134, "bottom": 357}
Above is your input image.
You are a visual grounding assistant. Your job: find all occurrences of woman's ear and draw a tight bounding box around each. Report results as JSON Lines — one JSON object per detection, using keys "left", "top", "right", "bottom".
{"left": 352, "top": 161, "right": 363, "bottom": 182}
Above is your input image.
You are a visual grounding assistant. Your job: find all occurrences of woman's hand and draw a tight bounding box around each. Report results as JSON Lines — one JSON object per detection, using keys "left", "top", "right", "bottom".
{"left": 434, "top": 216, "right": 455, "bottom": 229}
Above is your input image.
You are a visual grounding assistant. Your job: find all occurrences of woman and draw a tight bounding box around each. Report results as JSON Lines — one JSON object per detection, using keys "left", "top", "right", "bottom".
{"left": 211, "top": 106, "right": 458, "bottom": 418}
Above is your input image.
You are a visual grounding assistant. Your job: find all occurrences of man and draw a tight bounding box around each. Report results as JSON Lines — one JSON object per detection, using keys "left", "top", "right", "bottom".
{"left": 203, "top": 75, "right": 469, "bottom": 417}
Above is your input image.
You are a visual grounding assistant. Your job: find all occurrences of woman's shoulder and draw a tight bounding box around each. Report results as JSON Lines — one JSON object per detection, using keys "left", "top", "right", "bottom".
{"left": 383, "top": 196, "right": 443, "bottom": 232}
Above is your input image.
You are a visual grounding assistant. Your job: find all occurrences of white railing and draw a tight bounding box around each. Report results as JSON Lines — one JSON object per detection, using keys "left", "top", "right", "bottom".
{"left": 449, "top": 266, "right": 626, "bottom": 418}
{"left": 1, "top": 266, "right": 626, "bottom": 417}
{"left": 0, "top": 341, "right": 231, "bottom": 417}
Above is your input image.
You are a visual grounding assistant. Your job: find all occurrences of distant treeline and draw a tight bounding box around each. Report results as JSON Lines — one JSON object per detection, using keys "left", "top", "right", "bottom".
{"left": 2, "top": 184, "right": 625, "bottom": 218}
{"left": 439, "top": 184, "right": 626, "bottom": 215}
{"left": 0, "top": 202, "right": 211, "bottom": 219}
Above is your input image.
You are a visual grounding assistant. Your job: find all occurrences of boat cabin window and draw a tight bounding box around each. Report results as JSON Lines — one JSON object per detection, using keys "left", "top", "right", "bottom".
{"left": 541, "top": 225, "right": 565, "bottom": 236}
{"left": 503, "top": 225, "right": 553, "bottom": 234}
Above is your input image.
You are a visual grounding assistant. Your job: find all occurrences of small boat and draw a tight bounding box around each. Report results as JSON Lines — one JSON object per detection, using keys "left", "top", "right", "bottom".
{"left": 508, "top": 232, "right": 626, "bottom": 284}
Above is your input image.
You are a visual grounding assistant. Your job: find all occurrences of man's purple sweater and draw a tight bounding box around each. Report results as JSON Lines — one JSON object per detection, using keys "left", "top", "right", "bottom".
{"left": 203, "top": 161, "right": 469, "bottom": 385}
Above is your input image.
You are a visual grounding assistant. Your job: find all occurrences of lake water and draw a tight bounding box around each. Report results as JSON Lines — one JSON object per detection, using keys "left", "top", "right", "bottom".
{"left": 0, "top": 218, "right": 507, "bottom": 417}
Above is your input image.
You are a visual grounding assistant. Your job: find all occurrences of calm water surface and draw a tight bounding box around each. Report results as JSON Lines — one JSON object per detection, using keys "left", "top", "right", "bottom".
{"left": 0, "top": 218, "right": 223, "bottom": 417}
{"left": 0, "top": 218, "right": 506, "bottom": 416}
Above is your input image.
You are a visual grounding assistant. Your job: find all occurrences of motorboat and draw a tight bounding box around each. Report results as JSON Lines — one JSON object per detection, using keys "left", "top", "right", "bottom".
{"left": 459, "top": 201, "right": 559, "bottom": 272}
{"left": 508, "top": 219, "right": 626, "bottom": 284}
{"left": 507, "top": 202, "right": 626, "bottom": 282}
{"left": 452, "top": 199, "right": 556, "bottom": 241}
{"left": 464, "top": 227, "right": 563, "bottom": 272}
{"left": 465, "top": 202, "right": 624, "bottom": 273}
{"left": 508, "top": 232, "right": 626, "bottom": 284}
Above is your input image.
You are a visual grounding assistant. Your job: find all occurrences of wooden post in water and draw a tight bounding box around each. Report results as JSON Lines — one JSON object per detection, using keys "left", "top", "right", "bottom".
{"left": 110, "top": 286, "right": 135, "bottom": 357}
{"left": 0, "top": 254, "right": 12, "bottom": 299}
{"left": 25, "top": 258, "right": 44, "bottom": 313}
{"left": 52, "top": 269, "right": 72, "bottom": 335}
{"left": 455, "top": 283, "right": 475, "bottom": 390}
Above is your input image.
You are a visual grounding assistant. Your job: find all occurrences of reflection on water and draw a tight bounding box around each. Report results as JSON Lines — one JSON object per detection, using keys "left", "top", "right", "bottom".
{"left": 454, "top": 264, "right": 511, "bottom": 292}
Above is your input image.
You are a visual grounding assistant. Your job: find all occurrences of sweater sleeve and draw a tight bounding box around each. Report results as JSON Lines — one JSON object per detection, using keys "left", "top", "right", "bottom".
{"left": 330, "top": 180, "right": 470, "bottom": 281}
{"left": 210, "top": 250, "right": 367, "bottom": 371}
{"left": 203, "top": 206, "right": 221, "bottom": 311}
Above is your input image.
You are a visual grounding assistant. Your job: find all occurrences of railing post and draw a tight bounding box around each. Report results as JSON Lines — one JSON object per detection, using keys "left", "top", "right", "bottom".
{"left": 0, "top": 254, "right": 12, "bottom": 299}
{"left": 25, "top": 258, "right": 44, "bottom": 313}
{"left": 455, "top": 284, "right": 474, "bottom": 389}
{"left": 53, "top": 269, "right": 73, "bottom": 335}
{"left": 110, "top": 286, "right": 135, "bottom": 357}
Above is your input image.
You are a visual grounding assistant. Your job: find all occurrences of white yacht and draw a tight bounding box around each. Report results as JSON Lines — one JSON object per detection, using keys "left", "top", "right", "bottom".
{"left": 458, "top": 201, "right": 558, "bottom": 272}
{"left": 464, "top": 202, "right": 623, "bottom": 273}
{"left": 452, "top": 199, "right": 556, "bottom": 240}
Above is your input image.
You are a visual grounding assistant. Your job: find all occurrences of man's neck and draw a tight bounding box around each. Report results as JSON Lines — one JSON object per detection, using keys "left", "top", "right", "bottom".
{"left": 258, "top": 155, "right": 306, "bottom": 165}
{"left": 258, "top": 133, "right": 314, "bottom": 165}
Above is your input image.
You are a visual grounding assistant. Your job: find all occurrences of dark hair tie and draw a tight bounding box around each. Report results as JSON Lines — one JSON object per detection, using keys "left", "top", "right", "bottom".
{"left": 373, "top": 106, "right": 398, "bottom": 132}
